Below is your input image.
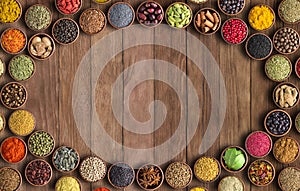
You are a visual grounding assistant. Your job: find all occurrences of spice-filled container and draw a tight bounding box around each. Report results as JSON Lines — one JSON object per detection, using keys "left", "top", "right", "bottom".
{"left": 248, "top": 159, "right": 275, "bottom": 186}
{"left": 136, "top": 1, "right": 164, "bottom": 28}
{"left": 79, "top": 8, "right": 106, "bottom": 35}
{"left": 0, "top": 58, "right": 5, "bottom": 79}
{"left": 194, "top": 157, "right": 221, "bottom": 183}
{"left": 92, "top": 0, "right": 110, "bottom": 4}
{"left": 107, "top": 2, "right": 135, "bottom": 30}
{"left": 273, "top": 136, "right": 299, "bottom": 164}
{"left": 1, "top": 28, "right": 27, "bottom": 55}
{"left": 93, "top": 188, "right": 110, "bottom": 191}
{"left": 189, "top": 0, "right": 208, "bottom": 4}
{"left": 295, "top": 111, "right": 300, "bottom": 133}
{"left": 1, "top": 136, "right": 27, "bottom": 164}
{"left": 108, "top": 162, "right": 135, "bottom": 189}
{"left": 0, "top": 167, "right": 22, "bottom": 191}
{"left": 273, "top": 82, "right": 299, "bottom": 109}
{"left": 28, "top": 130, "right": 55, "bottom": 157}
{"left": 221, "top": 18, "right": 248, "bottom": 45}
{"left": 190, "top": 187, "right": 208, "bottom": 191}
{"left": 137, "top": 164, "right": 164, "bottom": 190}
{"left": 295, "top": 57, "right": 300, "bottom": 80}
{"left": 52, "top": 146, "right": 80, "bottom": 173}
{"left": 248, "top": 5, "right": 275, "bottom": 31}
{"left": 55, "top": 176, "right": 81, "bottom": 191}
{"left": 8, "top": 55, "right": 35, "bottom": 81}
{"left": 55, "top": 0, "right": 82, "bottom": 15}
{"left": 218, "top": 0, "right": 245, "bottom": 16}
{"left": 278, "top": 0, "right": 300, "bottom": 24}
{"left": 218, "top": 176, "right": 245, "bottom": 191}
{"left": 220, "top": 146, "right": 248, "bottom": 173}
{"left": 0, "top": 82, "right": 28, "bottom": 109}
{"left": 245, "top": 33, "right": 273, "bottom": 60}
{"left": 79, "top": 156, "right": 106, "bottom": 182}
{"left": 0, "top": 113, "right": 5, "bottom": 134}
{"left": 273, "top": 27, "right": 300, "bottom": 55}
{"left": 0, "top": 0, "right": 22, "bottom": 23}
{"left": 278, "top": 167, "right": 300, "bottom": 191}
{"left": 165, "top": 2, "right": 193, "bottom": 29}
{"left": 265, "top": 55, "right": 292, "bottom": 82}
{"left": 8, "top": 109, "right": 35, "bottom": 136}
{"left": 165, "top": 162, "right": 192, "bottom": 189}
{"left": 28, "top": 33, "right": 55, "bottom": 60}
{"left": 52, "top": 18, "right": 80, "bottom": 45}
{"left": 245, "top": 131, "right": 272, "bottom": 158}
{"left": 25, "top": 4, "right": 52, "bottom": 31}
{"left": 25, "top": 159, "right": 52, "bottom": 186}
{"left": 194, "top": 8, "right": 221, "bottom": 35}
{"left": 264, "top": 109, "right": 292, "bottom": 137}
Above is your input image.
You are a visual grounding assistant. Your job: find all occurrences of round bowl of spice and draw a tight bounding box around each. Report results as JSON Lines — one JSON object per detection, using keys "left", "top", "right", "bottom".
{"left": 1, "top": 28, "right": 27, "bottom": 55}
{"left": 189, "top": 0, "right": 208, "bottom": 4}
{"left": 273, "top": 82, "right": 299, "bottom": 109}
{"left": 28, "top": 33, "right": 55, "bottom": 60}
{"left": 248, "top": 4, "right": 275, "bottom": 31}
{"left": 25, "top": 4, "right": 52, "bottom": 31}
{"left": 218, "top": 176, "right": 245, "bottom": 191}
{"left": 92, "top": 0, "right": 110, "bottom": 4}
{"left": 220, "top": 146, "right": 248, "bottom": 173}
{"left": 295, "top": 111, "right": 300, "bottom": 133}
{"left": 245, "top": 131, "right": 272, "bottom": 158}
{"left": 273, "top": 136, "right": 299, "bottom": 164}
{"left": 0, "top": 167, "right": 22, "bottom": 191}
{"left": 8, "top": 55, "right": 35, "bottom": 81}
{"left": 52, "top": 146, "right": 80, "bottom": 173}
{"left": 9, "top": 109, "right": 35, "bottom": 136}
{"left": 0, "top": 0, "right": 22, "bottom": 23}
{"left": 166, "top": 2, "right": 193, "bottom": 29}
{"left": 108, "top": 2, "right": 135, "bottom": 30}
{"left": 278, "top": 0, "right": 300, "bottom": 24}
{"left": 264, "top": 109, "right": 292, "bottom": 137}
{"left": 0, "top": 58, "right": 5, "bottom": 79}
{"left": 52, "top": 18, "right": 80, "bottom": 45}
{"left": 55, "top": 176, "right": 81, "bottom": 191}
{"left": 25, "top": 159, "right": 52, "bottom": 186}
{"left": 0, "top": 136, "right": 27, "bottom": 164}
{"left": 278, "top": 167, "right": 300, "bottom": 191}
{"left": 273, "top": 27, "right": 300, "bottom": 55}
{"left": 245, "top": 33, "right": 273, "bottom": 60}
{"left": 136, "top": 1, "right": 164, "bottom": 28}
{"left": 217, "top": 0, "right": 245, "bottom": 16}
{"left": 265, "top": 55, "right": 292, "bottom": 82}
{"left": 295, "top": 57, "right": 300, "bottom": 79}
{"left": 165, "top": 162, "right": 192, "bottom": 189}
{"left": 221, "top": 18, "right": 248, "bottom": 45}
{"left": 194, "top": 156, "right": 221, "bottom": 183}
{"left": 137, "top": 164, "right": 164, "bottom": 190}
{"left": 0, "top": 82, "right": 27, "bottom": 109}
{"left": 0, "top": 113, "right": 5, "bottom": 134}
{"left": 248, "top": 159, "right": 275, "bottom": 186}
{"left": 190, "top": 187, "right": 208, "bottom": 191}
{"left": 79, "top": 8, "right": 106, "bottom": 35}
{"left": 55, "top": 0, "right": 82, "bottom": 15}
{"left": 28, "top": 130, "right": 55, "bottom": 157}
{"left": 108, "top": 162, "right": 135, "bottom": 189}
{"left": 194, "top": 8, "right": 221, "bottom": 35}
{"left": 79, "top": 156, "right": 106, "bottom": 182}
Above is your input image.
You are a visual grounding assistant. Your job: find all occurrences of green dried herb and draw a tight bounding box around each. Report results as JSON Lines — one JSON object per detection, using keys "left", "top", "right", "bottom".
{"left": 223, "top": 148, "right": 246, "bottom": 171}
{"left": 266, "top": 55, "right": 291, "bottom": 81}
{"left": 25, "top": 5, "right": 51, "bottom": 30}
{"left": 9, "top": 55, "right": 34, "bottom": 81}
{"left": 296, "top": 115, "right": 300, "bottom": 132}
{"left": 279, "top": 0, "right": 300, "bottom": 23}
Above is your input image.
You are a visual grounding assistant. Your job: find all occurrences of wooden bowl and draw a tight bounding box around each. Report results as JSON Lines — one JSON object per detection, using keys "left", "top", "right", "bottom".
{"left": 107, "top": 2, "right": 135, "bottom": 30}
{"left": 8, "top": 54, "right": 35, "bottom": 81}
{"left": 107, "top": 162, "right": 135, "bottom": 189}
{"left": 273, "top": 82, "right": 299, "bottom": 109}
{"left": 218, "top": 176, "right": 245, "bottom": 191}
{"left": 28, "top": 33, "right": 56, "bottom": 60}
{"left": 0, "top": 0, "right": 22, "bottom": 24}
{"left": 25, "top": 4, "right": 52, "bottom": 31}
{"left": 28, "top": 130, "right": 55, "bottom": 158}
{"left": 190, "top": 187, "right": 208, "bottom": 191}
{"left": 295, "top": 111, "right": 300, "bottom": 133}
{"left": 165, "top": 161, "right": 192, "bottom": 189}
{"left": 189, "top": 0, "right": 208, "bottom": 5}
{"left": 55, "top": 0, "right": 82, "bottom": 15}
{"left": 136, "top": 164, "right": 164, "bottom": 190}
{"left": 79, "top": 8, "right": 107, "bottom": 35}
{"left": 165, "top": 2, "right": 193, "bottom": 29}
{"left": 220, "top": 146, "right": 248, "bottom": 173}
{"left": 0, "top": 113, "right": 6, "bottom": 134}
{"left": 278, "top": 0, "right": 300, "bottom": 24}
{"left": 0, "top": 28, "right": 27, "bottom": 55}
{"left": 52, "top": 18, "right": 80, "bottom": 45}
{"left": 0, "top": 136, "right": 27, "bottom": 164}
{"left": 248, "top": 159, "right": 275, "bottom": 187}
{"left": 0, "top": 58, "right": 5, "bottom": 79}
{"left": 0, "top": 82, "right": 28, "bottom": 110}
{"left": 264, "top": 109, "right": 292, "bottom": 137}
{"left": 221, "top": 18, "right": 248, "bottom": 45}
{"left": 55, "top": 176, "right": 82, "bottom": 191}
{"left": 92, "top": 0, "right": 111, "bottom": 4}
{"left": 136, "top": 1, "right": 164, "bottom": 28}
{"left": 265, "top": 55, "right": 292, "bottom": 82}
{"left": 79, "top": 156, "right": 107, "bottom": 182}
{"left": 25, "top": 159, "right": 53, "bottom": 186}
{"left": 248, "top": 4, "right": 275, "bottom": 31}
{"left": 194, "top": 8, "right": 221, "bottom": 35}
{"left": 278, "top": 167, "right": 300, "bottom": 190}
{"left": 245, "top": 33, "right": 273, "bottom": 60}
{"left": 52, "top": 146, "right": 80, "bottom": 173}
{"left": 194, "top": 157, "right": 221, "bottom": 183}
{"left": 273, "top": 136, "right": 300, "bottom": 164}
{"left": 245, "top": 131, "right": 272, "bottom": 158}
{"left": 295, "top": 57, "right": 300, "bottom": 79}
{"left": 8, "top": 109, "right": 36, "bottom": 136}
{"left": 0, "top": 167, "right": 22, "bottom": 191}
{"left": 273, "top": 27, "right": 300, "bottom": 55}
{"left": 217, "top": 0, "right": 245, "bottom": 16}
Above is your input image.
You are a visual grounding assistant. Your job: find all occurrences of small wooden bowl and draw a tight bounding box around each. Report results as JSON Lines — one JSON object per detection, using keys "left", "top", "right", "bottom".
{"left": 273, "top": 27, "right": 300, "bottom": 55}
{"left": 248, "top": 159, "right": 275, "bottom": 187}
{"left": 265, "top": 54, "right": 292, "bottom": 82}
{"left": 273, "top": 82, "right": 299, "bottom": 109}
{"left": 0, "top": 167, "right": 22, "bottom": 190}
{"left": 28, "top": 130, "right": 55, "bottom": 158}
{"left": 264, "top": 109, "right": 292, "bottom": 137}
{"left": 8, "top": 54, "right": 35, "bottom": 81}
{"left": 194, "top": 8, "right": 221, "bottom": 35}
{"left": 0, "top": 82, "right": 28, "bottom": 110}
{"left": 136, "top": 164, "right": 164, "bottom": 191}
{"left": 189, "top": 0, "right": 208, "bottom": 5}
{"left": 295, "top": 111, "right": 300, "bottom": 133}
{"left": 218, "top": 176, "right": 245, "bottom": 191}
{"left": 295, "top": 57, "right": 300, "bottom": 79}
{"left": 245, "top": 131, "right": 272, "bottom": 158}
{"left": 278, "top": 0, "right": 300, "bottom": 24}
{"left": 248, "top": 4, "right": 275, "bottom": 31}
{"left": 0, "top": 113, "right": 6, "bottom": 133}
{"left": 28, "top": 33, "right": 56, "bottom": 60}
{"left": 217, "top": 0, "right": 245, "bottom": 16}
{"left": 278, "top": 167, "right": 300, "bottom": 190}
{"left": 190, "top": 187, "right": 208, "bottom": 191}
{"left": 0, "top": 0, "right": 22, "bottom": 24}
{"left": 136, "top": 1, "right": 164, "bottom": 28}
{"left": 245, "top": 33, "right": 273, "bottom": 60}
{"left": 0, "top": 58, "right": 5, "bottom": 79}
{"left": 165, "top": 161, "right": 192, "bottom": 189}
{"left": 55, "top": 176, "right": 82, "bottom": 191}
{"left": 221, "top": 18, "right": 248, "bottom": 45}
{"left": 92, "top": 0, "right": 111, "bottom": 4}
{"left": 79, "top": 8, "right": 107, "bottom": 35}
{"left": 0, "top": 136, "right": 27, "bottom": 164}
{"left": 273, "top": 136, "right": 300, "bottom": 164}
{"left": 55, "top": 0, "right": 82, "bottom": 15}
{"left": 108, "top": 162, "right": 135, "bottom": 189}
{"left": 52, "top": 18, "right": 80, "bottom": 45}
{"left": 0, "top": 28, "right": 27, "bottom": 55}
{"left": 220, "top": 146, "right": 248, "bottom": 173}
{"left": 52, "top": 146, "right": 80, "bottom": 173}
{"left": 79, "top": 156, "right": 107, "bottom": 182}
{"left": 8, "top": 109, "right": 36, "bottom": 136}
{"left": 25, "top": 4, "right": 52, "bottom": 31}
{"left": 165, "top": 2, "right": 193, "bottom": 29}
{"left": 194, "top": 157, "right": 221, "bottom": 183}
{"left": 107, "top": 2, "right": 135, "bottom": 30}
{"left": 25, "top": 159, "right": 53, "bottom": 186}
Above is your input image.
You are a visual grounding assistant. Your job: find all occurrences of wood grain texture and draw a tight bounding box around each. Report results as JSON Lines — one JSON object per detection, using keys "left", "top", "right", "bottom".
{"left": 0, "top": 0, "right": 299, "bottom": 190}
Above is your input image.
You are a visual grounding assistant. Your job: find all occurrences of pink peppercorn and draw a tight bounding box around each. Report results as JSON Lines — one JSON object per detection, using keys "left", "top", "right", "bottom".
{"left": 246, "top": 131, "right": 272, "bottom": 157}
{"left": 222, "top": 18, "right": 248, "bottom": 44}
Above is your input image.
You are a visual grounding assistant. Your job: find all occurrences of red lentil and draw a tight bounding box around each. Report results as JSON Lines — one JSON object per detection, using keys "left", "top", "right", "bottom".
{"left": 56, "top": 0, "right": 81, "bottom": 14}
{"left": 246, "top": 131, "right": 271, "bottom": 157}
{"left": 222, "top": 18, "right": 248, "bottom": 44}
{"left": 1, "top": 28, "right": 26, "bottom": 54}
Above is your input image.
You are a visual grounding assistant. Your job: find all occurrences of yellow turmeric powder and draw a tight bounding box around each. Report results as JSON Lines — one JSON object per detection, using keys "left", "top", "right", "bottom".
{"left": 249, "top": 5, "right": 274, "bottom": 31}
{"left": 0, "top": 0, "right": 21, "bottom": 23}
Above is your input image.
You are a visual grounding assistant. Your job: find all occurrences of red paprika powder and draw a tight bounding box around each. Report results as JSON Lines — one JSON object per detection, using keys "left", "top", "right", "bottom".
{"left": 1, "top": 137, "right": 26, "bottom": 163}
{"left": 94, "top": 188, "right": 110, "bottom": 191}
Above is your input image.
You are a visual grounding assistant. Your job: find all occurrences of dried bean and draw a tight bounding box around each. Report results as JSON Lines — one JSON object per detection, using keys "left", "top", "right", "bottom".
{"left": 25, "top": 160, "right": 52, "bottom": 186}
{"left": 79, "top": 156, "right": 106, "bottom": 182}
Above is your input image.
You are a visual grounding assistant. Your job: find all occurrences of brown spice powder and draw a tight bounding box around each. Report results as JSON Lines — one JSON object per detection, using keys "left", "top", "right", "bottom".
{"left": 80, "top": 9, "right": 105, "bottom": 34}
{"left": 274, "top": 137, "right": 299, "bottom": 163}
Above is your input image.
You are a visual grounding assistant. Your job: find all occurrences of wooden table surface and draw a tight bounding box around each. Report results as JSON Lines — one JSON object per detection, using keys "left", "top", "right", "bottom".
{"left": 0, "top": 0, "right": 300, "bottom": 190}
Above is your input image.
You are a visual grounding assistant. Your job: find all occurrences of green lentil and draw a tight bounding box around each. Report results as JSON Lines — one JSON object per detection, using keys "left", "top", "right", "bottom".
{"left": 25, "top": 5, "right": 51, "bottom": 31}
{"left": 29, "top": 131, "right": 55, "bottom": 157}
{"left": 265, "top": 55, "right": 291, "bottom": 81}
{"left": 9, "top": 55, "right": 34, "bottom": 81}
{"left": 279, "top": 0, "right": 300, "bottom": 23}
